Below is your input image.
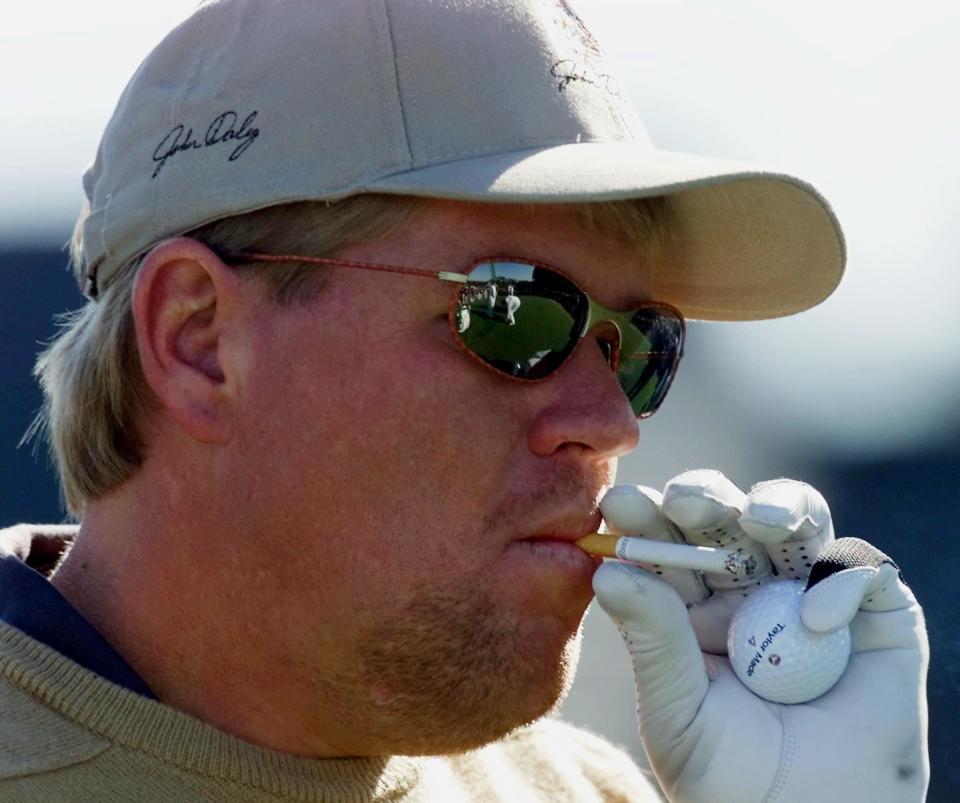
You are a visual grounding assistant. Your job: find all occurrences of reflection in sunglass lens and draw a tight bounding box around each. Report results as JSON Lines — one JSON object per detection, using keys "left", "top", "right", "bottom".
{"left": 453, "top": 260, "right": 683, "bottom": 418}
{"left": 455, "top": 261, "right": 588, "bottom": 379}
{"left": 618, "top": 309, "right": 684, "bottom": 417}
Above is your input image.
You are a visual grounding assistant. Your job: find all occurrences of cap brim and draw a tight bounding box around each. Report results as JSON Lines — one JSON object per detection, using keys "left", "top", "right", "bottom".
{"left": 365, "top": 143, "right": 845, "bottom": 321}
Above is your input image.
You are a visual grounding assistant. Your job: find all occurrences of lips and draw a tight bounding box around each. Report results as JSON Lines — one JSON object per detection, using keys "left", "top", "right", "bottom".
{"left": 507, "top": 533, "right": 604, "bottom": 581}
{"left": 499, "top": 507, "right": 605, "bottom": 595}
{"left": 516, "top": 509, "right": 603, "bottom": 546}
{"left": 521, "top": 510, "right": 603, "bottom": 571}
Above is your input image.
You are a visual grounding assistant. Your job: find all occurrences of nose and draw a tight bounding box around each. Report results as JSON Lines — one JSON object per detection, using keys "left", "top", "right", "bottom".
{"left": 526, "top": 333, "right": 640, "bottom": 461}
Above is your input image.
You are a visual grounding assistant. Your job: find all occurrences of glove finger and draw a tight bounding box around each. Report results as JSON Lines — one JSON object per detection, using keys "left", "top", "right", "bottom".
{"left": 592, "top": 561, "right": 709, "bottom": 751}
{"left": 600, "top": 484, "right": 710, "bottom": 605}
{"left": 661, "top": 469, "right": 772, "bottom": 593}
{"left": 687, "top": 592, "right": 745, "bottom": 654}
{"left": 687, "top": 573, "right": 778, "bottom": 654}
{"left": 601, "top": 484, "right": 763, "bottom": 654}
{"left": 801, "top": 537, "right": 917, "bottom": 639}
{"left": 739, "top": 478, "right": 835, "bottom": 582}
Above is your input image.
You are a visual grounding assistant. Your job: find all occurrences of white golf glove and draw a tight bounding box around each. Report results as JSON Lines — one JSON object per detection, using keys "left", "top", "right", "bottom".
{"left": 592, "top": 470, "right": 929, "bottom": 803}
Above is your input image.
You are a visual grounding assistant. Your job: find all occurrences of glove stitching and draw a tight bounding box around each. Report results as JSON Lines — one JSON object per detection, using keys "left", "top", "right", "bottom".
{"left": 762, "top": 704, "right": 796, "bottom": 803}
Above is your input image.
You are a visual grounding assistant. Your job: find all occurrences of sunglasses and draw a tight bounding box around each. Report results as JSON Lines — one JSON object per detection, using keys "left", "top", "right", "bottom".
{"left": 218, "top": 251, "right": 685, "bottom": 418}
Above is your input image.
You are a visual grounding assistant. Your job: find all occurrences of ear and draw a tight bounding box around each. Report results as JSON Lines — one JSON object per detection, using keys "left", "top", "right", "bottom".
{"left": 132, "top": 238, "right": 246, "bottom": 443}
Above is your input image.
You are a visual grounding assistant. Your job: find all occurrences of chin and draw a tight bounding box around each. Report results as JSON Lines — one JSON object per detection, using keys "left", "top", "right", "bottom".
{"left": 350, "top": 576, "right": 588, "bottom": 755}
{"left": 410, "top": 620, "right": 586, "bottom": 755}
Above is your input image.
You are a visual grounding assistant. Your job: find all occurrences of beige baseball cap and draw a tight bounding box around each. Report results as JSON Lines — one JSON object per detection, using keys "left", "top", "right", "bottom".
{"left": 80, "top": 0, "right": 844, "bottom": 321}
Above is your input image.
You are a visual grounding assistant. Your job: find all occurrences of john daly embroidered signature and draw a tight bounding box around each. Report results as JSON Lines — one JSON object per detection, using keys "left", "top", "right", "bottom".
{"left": 151, "top": 110, "right": 259, "bottom": 179}
{"left": 550, "top": 60, "right": 619, "bottom": 96}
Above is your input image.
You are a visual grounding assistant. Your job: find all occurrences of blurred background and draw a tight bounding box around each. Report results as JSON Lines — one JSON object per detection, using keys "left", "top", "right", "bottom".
{"left": 2, "top": 0, "right": 956, "bottom": 798}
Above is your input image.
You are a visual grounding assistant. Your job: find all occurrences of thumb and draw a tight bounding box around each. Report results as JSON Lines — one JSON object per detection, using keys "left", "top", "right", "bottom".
{"left": 593, "top": 562, "right": 708, "bottom": 751}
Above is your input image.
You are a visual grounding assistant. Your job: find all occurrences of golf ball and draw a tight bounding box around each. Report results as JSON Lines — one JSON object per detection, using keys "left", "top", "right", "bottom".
{"left": 727, "top": 580, "right": 851, "bottom": 704}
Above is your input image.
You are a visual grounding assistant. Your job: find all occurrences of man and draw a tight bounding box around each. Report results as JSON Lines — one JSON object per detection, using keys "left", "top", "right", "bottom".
{"left": 0, "top": 1, "right": 928, "bottom": 801}
{"left": 504, "top": 285, "right": 521, "bottom": 325}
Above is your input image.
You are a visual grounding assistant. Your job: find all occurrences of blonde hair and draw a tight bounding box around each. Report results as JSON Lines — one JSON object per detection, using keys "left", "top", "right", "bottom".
{"left": 33, "top": 194, "right": 669, "bottom": 516}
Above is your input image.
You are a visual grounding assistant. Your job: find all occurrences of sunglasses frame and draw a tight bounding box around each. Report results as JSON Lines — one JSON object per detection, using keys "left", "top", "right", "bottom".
{"left": 216, "top": 249, "right": 686, "bottom": 417}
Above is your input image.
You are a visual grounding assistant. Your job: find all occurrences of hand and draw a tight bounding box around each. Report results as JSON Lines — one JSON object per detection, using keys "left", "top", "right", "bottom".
{"left": 592, "top": 470, "right": 929, "bottom": 803}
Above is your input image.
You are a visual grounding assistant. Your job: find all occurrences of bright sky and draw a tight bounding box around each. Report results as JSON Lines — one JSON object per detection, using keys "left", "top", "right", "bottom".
{"left": 3, "top": 0, "right": 959, "bottom": 455}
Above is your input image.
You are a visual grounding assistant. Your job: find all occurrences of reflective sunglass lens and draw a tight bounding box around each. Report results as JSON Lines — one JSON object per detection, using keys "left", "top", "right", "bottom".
{"left": 455, "top": 261, "right": 587, "bottom": 379}
{"left": 452, "top": 259, "right": 683, "bottom": 417}
{"left": 618, "top": 309, "right": 684, "bottom": 417}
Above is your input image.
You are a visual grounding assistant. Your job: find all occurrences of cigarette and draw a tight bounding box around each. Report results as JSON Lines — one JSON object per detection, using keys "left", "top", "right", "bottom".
{"left": 575, "top": 533, "right": 756, "bottom": 576}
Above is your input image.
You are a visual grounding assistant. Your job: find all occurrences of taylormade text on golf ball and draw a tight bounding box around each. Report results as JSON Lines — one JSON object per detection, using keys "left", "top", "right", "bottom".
{"left": 727, "top": 580, "right": 852, "bottom": 704}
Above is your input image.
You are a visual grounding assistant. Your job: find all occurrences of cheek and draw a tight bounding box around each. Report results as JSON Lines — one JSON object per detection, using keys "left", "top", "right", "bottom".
{"left": 342, "top": 340, "right": 527, "bottom": 535}
{"left": 245, "top": 310, "right": 531, "bottom": 565}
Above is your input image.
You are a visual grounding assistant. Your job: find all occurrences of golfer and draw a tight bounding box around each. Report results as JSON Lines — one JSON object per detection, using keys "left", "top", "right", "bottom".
{"left": 0, "top": 1, "right": 927, "bottom": 801}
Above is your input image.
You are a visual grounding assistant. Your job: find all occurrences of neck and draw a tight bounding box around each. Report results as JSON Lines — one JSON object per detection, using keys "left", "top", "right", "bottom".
{"left": 50, "top": 478, "right": 352, "bottom": 758}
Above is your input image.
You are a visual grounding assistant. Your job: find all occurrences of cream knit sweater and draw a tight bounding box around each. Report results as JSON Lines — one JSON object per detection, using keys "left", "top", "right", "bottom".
{"left": 0, "top": 623, "right": 661, "bottom": 802}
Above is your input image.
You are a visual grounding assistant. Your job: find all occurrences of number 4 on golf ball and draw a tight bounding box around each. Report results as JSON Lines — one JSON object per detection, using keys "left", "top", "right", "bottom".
{"left": 727, "top": 580, "right": 852, "bottom": 704}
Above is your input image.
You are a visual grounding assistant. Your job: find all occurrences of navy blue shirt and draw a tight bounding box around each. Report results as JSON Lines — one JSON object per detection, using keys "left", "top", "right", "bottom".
{"left": 0, "top": 555, "right": 155, "bottom": 698}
